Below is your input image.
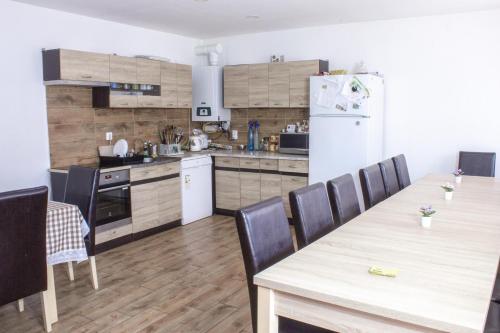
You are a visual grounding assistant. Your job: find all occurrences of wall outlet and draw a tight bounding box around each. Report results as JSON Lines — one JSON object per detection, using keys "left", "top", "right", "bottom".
{"left": 106, "top": 132, "right": 113, "bottom": 141}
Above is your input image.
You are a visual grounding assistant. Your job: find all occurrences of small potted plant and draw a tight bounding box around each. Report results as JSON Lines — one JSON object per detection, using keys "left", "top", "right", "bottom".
{"left": 419, "top": 205, "right": 436, "bottom": 228}
{"left": 453, "top": 169, "right": 464, "bottom": 183}
{"left": 441, "top": 183, "right": 455, "bottom": 200}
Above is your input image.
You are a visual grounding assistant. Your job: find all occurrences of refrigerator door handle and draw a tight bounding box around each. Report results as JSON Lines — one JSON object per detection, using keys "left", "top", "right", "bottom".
{"left": 310, "top": 114, "right": 371, "bottom": 119}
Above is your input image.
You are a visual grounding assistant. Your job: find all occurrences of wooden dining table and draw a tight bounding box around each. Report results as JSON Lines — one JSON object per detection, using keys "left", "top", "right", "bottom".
{"left": 255, "top": 174, "right": 500, "bottom": 333}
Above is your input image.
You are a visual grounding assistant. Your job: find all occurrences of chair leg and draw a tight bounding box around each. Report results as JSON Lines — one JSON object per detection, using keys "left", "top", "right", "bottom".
{"left": 17, "top": 299, "right": 24, "bottom": 312}
{"left": 40, "top": 291, "right": 52, "bottom": 332}
{"left": 89, "top": 256, "right": 98, "bottom": 290}
{"left": 66, "top": 262, "right": 75, "bottom": 281}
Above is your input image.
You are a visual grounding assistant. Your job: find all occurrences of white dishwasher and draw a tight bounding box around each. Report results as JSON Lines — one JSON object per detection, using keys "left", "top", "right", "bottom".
{"left": 181, "top": 155, "right": 213, "bottom": 225}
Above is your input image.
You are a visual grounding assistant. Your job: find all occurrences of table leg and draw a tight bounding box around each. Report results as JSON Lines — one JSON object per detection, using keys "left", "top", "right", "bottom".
{"left": 66, "top": 262, "right": 75, "bottom": 281}
{"left": 46, "top": 265, "right": 58, "bottom": 323}
{"left": 257, "top": 286, "right": 279, "bottom": 333}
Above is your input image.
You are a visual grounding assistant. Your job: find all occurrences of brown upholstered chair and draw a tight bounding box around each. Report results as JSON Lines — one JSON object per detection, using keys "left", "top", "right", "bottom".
{"left": 392, "top": 154, "right": 411, "bottom": 189}
{"left": 63, "top": 166, "right": 100, "bottom": 289}
{"left": 327, "top": 174, "right": 361, "bottom": 226}
{"left": 0, "top": 186, "right": 52, "bottom": 331}
{"left": 289, "top": 183, "right": 335, "bottom": 249}
{"left": 378, "top": 159, "right": 400, "bottom": 197}
{"left": 359, "top": 164, "right": 387, "bottom": 209}
{"left": 458, "top": 151, "right": 496, "bottom": 177}
{"left": 235, "top": 197, "right": 333, "bottom": 333}
{"left": 485, "top": 301, "right": 500, "bottom": 333}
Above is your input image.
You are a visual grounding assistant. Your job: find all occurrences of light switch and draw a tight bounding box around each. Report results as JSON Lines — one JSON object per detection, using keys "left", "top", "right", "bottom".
{"left": 106, "top": 132, "right": 113, "bottom": 141}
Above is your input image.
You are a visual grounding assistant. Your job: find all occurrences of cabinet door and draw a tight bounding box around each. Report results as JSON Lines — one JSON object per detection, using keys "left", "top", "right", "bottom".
{"left": 281, "top": 175, "right": 308, "bottom": 217}
{"left": 215, "top": 170, "right": 241, "bottom": 210}
{"left": 161, "top": 62, "right": 177, "bottom": 108}
{"left": 290, "top": 60, "right": 319, "bottom": 107}
{"left": 223, "top": 65, "right": 249, "bottom": 108}
{"left": 249, "top": 64, "right": 269, "bottom": 107}
{"left": 176, "top": 64, "right": 192, "bottom": 108}
{"left": 136, "top": 58, "right": 161, "bottom": 84}
{"left": 157, "top": 177, "right": 182, "bottom": 225}
{"left": 59, "top": 49, "right": 110, "bottom": 82}
{"left": 110, "top": 55, "right": 137, "bottom": 83}
{"left": 131, "top": 182, "right": 159, "bottom": 233}
{"left": 269, "top": 63, "right": 289, "bottom": 108}
{"left": 240, "top": 172, "right": 261, "bottom": 207}
{"left": 260, "top": 173, "right": 282, "bottom": 201}
{"left": 137, "top": 95, "right": 162, "bottom": 108}
{"left": 109, "top": 95, "right": 138, "bottom": 108}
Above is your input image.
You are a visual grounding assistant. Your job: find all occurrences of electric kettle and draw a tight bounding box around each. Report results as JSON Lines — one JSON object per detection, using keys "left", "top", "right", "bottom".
{"left": 189, "top": 135, "right": 203, "bottom": 151}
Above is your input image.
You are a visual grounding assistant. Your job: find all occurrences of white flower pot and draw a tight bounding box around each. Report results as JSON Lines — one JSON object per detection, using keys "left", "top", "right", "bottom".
{"left": 421, "top": 216, "right": 432, "bottom": 228}
{"left": 445, "top": 191, "right": 453, "bottom": 200}
{"left": 455, "top": 176, "right": 462, "bottom": 184}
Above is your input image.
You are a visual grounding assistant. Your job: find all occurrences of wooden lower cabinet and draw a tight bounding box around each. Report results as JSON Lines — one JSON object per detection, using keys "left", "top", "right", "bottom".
{"left": 281, "top": 175, "right": 308, "bottom": 217}
{"left": 260, "top": 173, "right": 282, "bottom": 201}
{"left": 131, "top": 176, "right": 181, "bottom": 233}
{"left": 240, "top": 172, "right": 261, "bottom": 207}
{"left": 215, "top": 170, "right": 241, "bottom": 210}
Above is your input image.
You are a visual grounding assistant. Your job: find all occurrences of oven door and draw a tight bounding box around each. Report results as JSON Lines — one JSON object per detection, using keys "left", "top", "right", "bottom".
{"left": 96, "top": 183, "right": 131, "bottom": 227}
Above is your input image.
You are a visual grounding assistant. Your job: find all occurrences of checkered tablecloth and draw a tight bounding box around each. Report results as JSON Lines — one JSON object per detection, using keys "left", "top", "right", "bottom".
{"left": 46, "top": 201, "right": 89, "bottom": 265}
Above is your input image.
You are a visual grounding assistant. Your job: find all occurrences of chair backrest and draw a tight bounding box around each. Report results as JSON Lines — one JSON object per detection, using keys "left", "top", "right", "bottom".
{"left": 289, "top": 183, "right": 335, "bottom": 249}
{"left": 359, "top": 164, "right": 387, "bottom": 209}
{"left": 327, "top": 174, "right": 361, "bottom": 226}
{"left": 235, "top": 197, "right": 294, "bottom": 333}
{"left": 458, "top": 151, "right": 496, "bottom": 177}
{"left": 379, "top": 159, "right": 400, "bottom": 197}
{"left": 64, "top": 166, "right": 100, "bottom": 255}
{"left": 392, "top": 154, "right": 411, "bottom": 189}
{"left": 0, "top": 186, "right": 48, "bottom": 306}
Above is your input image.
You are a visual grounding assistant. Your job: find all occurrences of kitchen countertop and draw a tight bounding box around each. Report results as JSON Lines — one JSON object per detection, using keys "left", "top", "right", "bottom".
{"left": 184, "top": 150, "right": 309, "bottom": 161}
{"left": 49, "top": 156, "right": 181, "bottom": 174}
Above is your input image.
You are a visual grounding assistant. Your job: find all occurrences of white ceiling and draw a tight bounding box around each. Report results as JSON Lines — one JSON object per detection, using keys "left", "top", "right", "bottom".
{"left": 14, "top": 0, "right": 500, "bottom": 38}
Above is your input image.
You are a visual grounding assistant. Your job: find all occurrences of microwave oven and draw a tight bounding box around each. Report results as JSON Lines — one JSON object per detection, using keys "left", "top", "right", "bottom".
{"left": 279, "top": 133, "right": 309, "bottom": 155}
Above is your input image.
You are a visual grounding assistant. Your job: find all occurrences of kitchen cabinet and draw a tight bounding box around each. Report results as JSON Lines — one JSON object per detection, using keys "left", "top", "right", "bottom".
{"left": 110, "top": 55, "right": 137, "bottom": 83}
{"left": 224, "top": 65, "right": 249, "bottom": 108}
{"left": 249, "top": 64, "right": 269, "bottom": 107}
{"left": 281, "top": 175, "right": 308, "bottom": 217}
{"left": 269, "top": 63, "right": 290, "bottom": 107}
{"left": 289, "top": 60, "right": 319, "bottom": 107}
{"left": 43, "top": 49, "right": 110, "bottom": 82}
{"left": 240, "top": 172, "right": 261, "bottom": 207}
{"left": 137, "top": 95, "right": 162, "bottom": 108}
{"left": 176, "top": 64, "right": 193, "bottom": 108}
{"left": 215, "top": 170, "right": 241, "bottom": 210}
{"left": 136, "top": 58, "right": 161, "bottom": 85}
{"left": 130, "top": 162, "right": 181, "bottom": 234}
{"left": 109, "top": 94, "right": 138, "bottom": 108}
{"left": 161, "top": 62, "right": 177, "bottom": 108}
{"left": 260, "top": 173, "right": 282, "bottom": 201}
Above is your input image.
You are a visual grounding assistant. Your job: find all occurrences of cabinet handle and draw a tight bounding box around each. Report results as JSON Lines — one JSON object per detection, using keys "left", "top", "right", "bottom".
{"left": 119, "top": 103, "right": 128, "bottom": 106}
{"left": 273, "top": 103, "right": 281, "bottom": 106}
{"left": 81, "top": 75, "right": 92, "bottom": 79}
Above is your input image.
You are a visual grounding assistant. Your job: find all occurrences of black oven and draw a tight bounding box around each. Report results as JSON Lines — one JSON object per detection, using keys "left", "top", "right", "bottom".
{"left": 96, "top": 169, "right": 131, "bottom": 227}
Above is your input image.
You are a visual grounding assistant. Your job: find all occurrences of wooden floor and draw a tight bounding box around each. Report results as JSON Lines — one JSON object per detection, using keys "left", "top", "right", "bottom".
{"left": 0, "top": 215, "right": 254, "bottom": 333}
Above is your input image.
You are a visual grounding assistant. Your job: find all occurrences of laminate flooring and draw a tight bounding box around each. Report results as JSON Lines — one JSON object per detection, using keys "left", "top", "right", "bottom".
{"left": 0, "top": 215, "right": 254, "bottom": 333}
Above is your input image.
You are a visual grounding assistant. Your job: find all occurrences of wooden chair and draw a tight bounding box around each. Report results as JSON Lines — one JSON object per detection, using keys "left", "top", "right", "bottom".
{"left": 0, "top": 186, "right": 52, "bottom": 331}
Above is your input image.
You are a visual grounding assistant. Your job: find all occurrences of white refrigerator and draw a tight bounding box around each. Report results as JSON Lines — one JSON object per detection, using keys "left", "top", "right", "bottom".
{"left": 308, "top": 74, "right": 385, "bottom": 196}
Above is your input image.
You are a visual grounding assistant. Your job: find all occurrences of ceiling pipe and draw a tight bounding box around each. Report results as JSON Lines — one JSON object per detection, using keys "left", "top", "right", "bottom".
{"left": 194, "top": 43, "right": 223, "bottom": 66}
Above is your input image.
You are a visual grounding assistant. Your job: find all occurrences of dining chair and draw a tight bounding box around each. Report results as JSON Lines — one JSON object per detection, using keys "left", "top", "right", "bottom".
{"left": 235, "top": 197, "right": 332, "bottom": 333}
{"left": 64, "top": 166, "right": 100, "bottom": 290}
{"left": 0, "top": 186, "right": 52, "bottom": 331}
{"left": 378, "top": 159, "right": 400, "bottom": 197}
{"left": 492, "top": 274, "right": 500, "bottom": 303}
{"left": 392, "top": 154, "right": 411, "bottom": 189}
{"left": 485, "top": 301, "right": 500, "bottom": 333}
{"left": 289, "top": 183, "right": 335, "bottom": 249}
{"left": 458, "top": 151, "right": 496, "bottom": 177}
{"left": 359, "top": 164, "right": 387, "bottom": 209}
{"left": 326, "top": 174, "right": 361, "bottom": 226}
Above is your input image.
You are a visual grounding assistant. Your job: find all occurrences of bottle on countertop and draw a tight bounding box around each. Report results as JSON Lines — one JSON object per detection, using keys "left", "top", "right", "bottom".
{"left": 143, "top": 141, "right": 149, "bottom": 157}
{"left": 253, "top": 121, "right": 260, "bottom": 151}
{"left": 247, "top": 121, "right": 254, "bottom": 152}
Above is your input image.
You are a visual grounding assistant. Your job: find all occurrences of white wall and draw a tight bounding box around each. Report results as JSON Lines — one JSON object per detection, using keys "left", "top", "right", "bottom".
{"left": 206, "top": 10, "right": 500, "bottom": 180}
{"left": 0, "top": 0, "right": 201, "bottom": 192}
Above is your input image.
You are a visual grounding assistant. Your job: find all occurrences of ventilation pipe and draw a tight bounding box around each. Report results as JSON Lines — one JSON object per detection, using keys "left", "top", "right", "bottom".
{"left": 194, "top": 43, "right": 223, "bottom": 66}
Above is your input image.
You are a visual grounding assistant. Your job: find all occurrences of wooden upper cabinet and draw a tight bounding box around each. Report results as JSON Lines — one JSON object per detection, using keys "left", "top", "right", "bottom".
{"left": 269, "top": 63, "right": 290, "bottom": 107}
{"left": 110, "top": 55, "right": 137, "bottom": 83}
{"left": 249, "top": 64, "right": 269, "bottom": 108}
{"left": 136, "top": 58, "right": 161, "bottom": 85}
{"left": 289, "top": 60, "right": 321, "bottom": 107}
{"left": 224, "top": 65, "right": 249, "bottom": 108}
{"left": 161, "top": 62, "right": 177, "bottom": 108}
{"left": 58, "top": 49, "right": 110, "bottom": 82}
{"left": 176, "top": 64, "right": 192, "bottom": 108}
